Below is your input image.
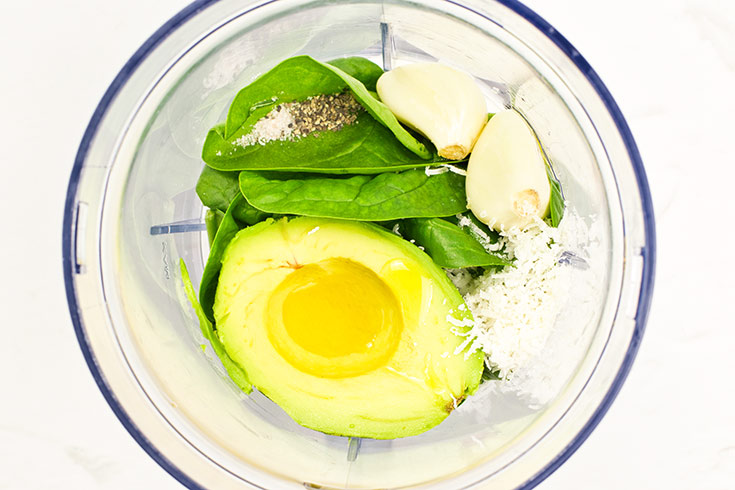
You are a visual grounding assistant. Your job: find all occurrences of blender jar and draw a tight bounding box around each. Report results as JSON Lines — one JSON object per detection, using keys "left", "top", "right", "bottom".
{"left": 63, "top": 1, "right": 655, "bottom": 488}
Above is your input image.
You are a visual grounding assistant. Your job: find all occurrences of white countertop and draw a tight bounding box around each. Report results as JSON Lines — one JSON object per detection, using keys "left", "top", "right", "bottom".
{"left": 1, "top": 0, "right": 733, "bottom": 488}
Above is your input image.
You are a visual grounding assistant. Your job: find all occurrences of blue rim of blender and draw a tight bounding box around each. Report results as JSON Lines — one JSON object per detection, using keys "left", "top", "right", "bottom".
{"left": 61, "top": 0, "right": 656, "bottom": 488}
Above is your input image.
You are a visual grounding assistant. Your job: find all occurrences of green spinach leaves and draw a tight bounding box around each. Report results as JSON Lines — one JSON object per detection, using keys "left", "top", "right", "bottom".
{"left": 194, "top": 55, "right": 566, "bottom": 284}
{"left": 238, "top": 169, "right": 467, "bottom": 221}
{"left": 546, "top": 164, "right": 564, "bottom": 227}
{"left": 199, "top": 194, "right": 249, "bottom": 322}
{"left": 180, "top": 259, "right": 252, "bottom": 393}
{"left": 203, "top": 111, "right": 441, "bottom": 174}
{"left": 208, "top": 56, "right": 433, "bottom": 175}
{"left": 196, "top": 165, "right": 240, "bottom": 214}
{"left": 401, "top": 218, "right": 509, "bottom": 269}
{"left": 325, "top": 56, "right": 384, "bottom": 92}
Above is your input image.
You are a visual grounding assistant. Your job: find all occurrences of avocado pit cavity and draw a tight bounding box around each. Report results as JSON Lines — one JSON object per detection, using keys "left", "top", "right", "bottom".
{"left": 267, "top": 257, "right": 404, "bottom": 378}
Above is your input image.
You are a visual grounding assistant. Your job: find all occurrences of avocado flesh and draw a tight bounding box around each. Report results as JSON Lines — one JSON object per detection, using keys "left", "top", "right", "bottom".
{"left": 213, "top": 217, "right": 483, "bottom": 439}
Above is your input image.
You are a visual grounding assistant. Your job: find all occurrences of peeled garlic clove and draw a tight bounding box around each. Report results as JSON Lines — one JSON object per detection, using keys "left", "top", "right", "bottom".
{"left": 466, "top": 109, "right": 551, "bottom": 230}
{"left": 376, "top": 63, "right": 487, "bottom": 160}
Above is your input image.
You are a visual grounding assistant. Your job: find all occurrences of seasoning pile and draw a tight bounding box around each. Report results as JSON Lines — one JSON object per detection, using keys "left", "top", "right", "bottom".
{"left": 235, "top": 93, "right": 362, "bottom": 147}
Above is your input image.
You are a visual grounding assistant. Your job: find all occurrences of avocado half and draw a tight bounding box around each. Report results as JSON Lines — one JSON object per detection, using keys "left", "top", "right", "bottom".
{"left": 212, "top": 217, "right": 483, "bottom": 439}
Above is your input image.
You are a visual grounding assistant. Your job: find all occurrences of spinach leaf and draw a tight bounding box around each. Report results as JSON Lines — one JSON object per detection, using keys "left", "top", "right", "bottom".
{"left": 223, "top": 56, "right": 341, "bottom": 139}
{"left": 199, "top": 194, "right": 247, "bottom": 322}
{"left": 203, "top": 111, "right": 442, "bottom": 174}
{"left": 217, "top": 55, "right": 430, "bottom": 160}
{"left": 481, "top": 364, "right": 502, "bottom": 382}
{"left": 238, "top": 169, "right": 467, "bottom": 221}
{"left": 401, "top": 217, "right": 510, "bottom": 269}
{"left": 231, "top": 193, "right": 271, "bottom": 225}
{"left": 450, "top": 211, "right": 504, "bottom": 251}
{"left": 546, "top": 164, "right": 564, "bottom": 227}
{"left": 326, "top": 56, "right": 384, "bottom": 92}
{"left": 205, "top": 208, "right": 224, "bottom": 246}
{"left": 196, "top": 165, "right": 240, "bottom": 213}
{"left": 180, "top": 259, "right": 252, "bottom": 393}
{"left": 525, "top": 115, "right": 564, "bottom": 228}
{"left": 197, "top": 165, "right": 271, "bottom": 225}
{"left": 317, "top": 58, "right": 431, "bottom": 159}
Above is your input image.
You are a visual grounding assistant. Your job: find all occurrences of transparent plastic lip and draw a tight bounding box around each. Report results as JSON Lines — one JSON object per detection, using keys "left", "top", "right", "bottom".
{"left": 62, "top": 0, "right": 655, "bottom": 489}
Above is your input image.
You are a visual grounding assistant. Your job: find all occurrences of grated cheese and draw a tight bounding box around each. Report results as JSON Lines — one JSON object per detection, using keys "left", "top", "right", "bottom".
{"left": 445, "top": 164, "right": 467, "bottom": 176}
{"left": 455, "top": 214, "right": 502, "bottom": 253}
{"left": 424, "top": 164, "right": 468, "bottom": 177}
{"left": 424, "top": 166, "right": 449, "bottom": 176}
{"left": 459, "top": 217, "right": 571, "bottom": 381}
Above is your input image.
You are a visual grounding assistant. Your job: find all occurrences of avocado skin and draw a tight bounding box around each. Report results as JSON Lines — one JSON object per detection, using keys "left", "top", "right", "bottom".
{"left": 213, "top": 217, "right": 483, "bottom": 439}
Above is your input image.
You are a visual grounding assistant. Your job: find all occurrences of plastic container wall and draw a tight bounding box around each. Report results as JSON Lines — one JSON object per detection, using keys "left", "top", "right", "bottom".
{"left": 63, "top": 1, "right": 654, "bottom": 488}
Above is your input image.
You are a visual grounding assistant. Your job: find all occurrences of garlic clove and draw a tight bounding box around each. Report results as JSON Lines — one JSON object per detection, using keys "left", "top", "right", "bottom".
{"left": 376, "top": 63, "right": 487, "bottom": 160}
{"left": 465, "top": 109, "right": 551, "bottom": 231}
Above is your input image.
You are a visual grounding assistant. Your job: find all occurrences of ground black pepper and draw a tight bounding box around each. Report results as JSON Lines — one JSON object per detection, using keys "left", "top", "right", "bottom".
{"left": 287, "top": 92, "right": 362, "bottom": 137}
{"left": 235, "top": 92, "right": 363, "bottom": 148}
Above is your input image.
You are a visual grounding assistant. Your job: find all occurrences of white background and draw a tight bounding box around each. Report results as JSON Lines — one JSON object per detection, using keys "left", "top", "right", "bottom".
{"left": 1, "top": 0, "right": 734, "bottom": 488}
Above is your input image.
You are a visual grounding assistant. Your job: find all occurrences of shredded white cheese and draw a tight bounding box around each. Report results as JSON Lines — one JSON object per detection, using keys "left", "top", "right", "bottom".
{"left": 424, "top": 166, "right": 449, "bottom": 176}
{"left": 446, "top": 314, "right": 474, "bottom": 328}
{"left": 424, "top": 164, "right": 467, "bottom": 177}
{"left": 460, "top": 217, "right": 571, "bottom": 382}
{"left": 446, "top": 268, "right": 475, "bottom": 296}
{"left": 455, "top": 214, "right": 502, "bottom": 253}
{"left": 445, "top": 164, "right": 467, "bottom": 176}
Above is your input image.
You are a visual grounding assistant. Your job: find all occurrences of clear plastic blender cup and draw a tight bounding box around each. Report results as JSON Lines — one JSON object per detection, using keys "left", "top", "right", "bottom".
{"left": 63, "top": 1, "right": 655, "bottom": 488}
